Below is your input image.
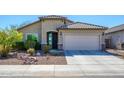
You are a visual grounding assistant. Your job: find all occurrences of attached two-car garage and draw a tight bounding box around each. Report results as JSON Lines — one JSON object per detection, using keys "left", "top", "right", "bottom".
{"left": 63, "top": 33, "right": 100, "bottom": 50}
{"left": 58, "top": 22, "right": 107, "bottom": 50}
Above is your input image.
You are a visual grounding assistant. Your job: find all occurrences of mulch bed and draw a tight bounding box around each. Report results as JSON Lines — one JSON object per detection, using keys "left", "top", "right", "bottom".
{"left": 0, "top": 52, "right": 67, "bottom": 65}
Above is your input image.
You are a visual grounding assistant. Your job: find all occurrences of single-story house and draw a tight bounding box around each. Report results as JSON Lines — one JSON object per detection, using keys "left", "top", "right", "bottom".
{"left": 18, "top": 15, "right": 108, "bottom": 50}
{"left": 105, "top": 24, "right": 124, "bottom": 49}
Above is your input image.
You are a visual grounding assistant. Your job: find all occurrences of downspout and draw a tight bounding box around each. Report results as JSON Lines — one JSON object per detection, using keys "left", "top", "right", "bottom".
{"left": 102, "top": 32, "right": 105, "bottom": 51}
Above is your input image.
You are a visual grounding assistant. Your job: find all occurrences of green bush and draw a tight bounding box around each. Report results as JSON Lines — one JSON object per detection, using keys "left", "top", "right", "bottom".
{"left": 25, "top": 40, "right": 36, "bottom": 49}
{"left": 25, "top": 34, "right": 41, "bottom": 50}
{"left": 27, "top": 48, "right": 35, "bottom": 56}
{"left": 43, "top": 45, "right": 50, "bottom": 54}
{"left": 14, "top": 41, "right": 25, "bottom": 50}
{"left": 25, "top": 33, "right": 38, "bottom": 49}
{"left": 35, "top": 42, "right": 41, "bottom": 50}
{"left": 25, "top": 40, "right": 41, "bottom": 50}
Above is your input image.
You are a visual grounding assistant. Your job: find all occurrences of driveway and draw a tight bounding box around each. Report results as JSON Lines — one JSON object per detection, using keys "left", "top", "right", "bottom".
{"left": 64, "top": 50, "right": 124, "bottom": 77}
{"left": 0, "top": 50, "right": 124, "bottom": 78}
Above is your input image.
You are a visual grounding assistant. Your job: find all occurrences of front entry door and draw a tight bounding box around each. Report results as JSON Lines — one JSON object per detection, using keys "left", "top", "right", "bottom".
{"left": 47, "top": 32, "right": 58, "bottom": 49}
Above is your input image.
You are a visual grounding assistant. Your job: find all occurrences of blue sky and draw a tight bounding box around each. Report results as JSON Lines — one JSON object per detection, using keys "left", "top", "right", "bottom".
{"left": 0, "top": 15, "right": 124, "bottom": 28}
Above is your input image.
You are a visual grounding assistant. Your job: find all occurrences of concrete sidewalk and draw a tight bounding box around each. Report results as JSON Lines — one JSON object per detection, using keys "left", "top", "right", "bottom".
{"left": 0, "top": 65, "right": 124, "bottom": 78}
{"left": 0, "top": 65, "right": 84, "bottom": 78}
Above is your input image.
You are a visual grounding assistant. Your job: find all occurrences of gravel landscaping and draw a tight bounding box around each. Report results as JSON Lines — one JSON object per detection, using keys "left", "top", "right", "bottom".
{"left": 0, "top": 51, "right": 67, "bottom": 65}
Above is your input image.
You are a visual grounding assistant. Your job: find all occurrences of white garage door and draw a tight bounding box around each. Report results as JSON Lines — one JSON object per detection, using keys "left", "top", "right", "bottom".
{"left": 63, "top": 34, "right": 100, "bottom": 50}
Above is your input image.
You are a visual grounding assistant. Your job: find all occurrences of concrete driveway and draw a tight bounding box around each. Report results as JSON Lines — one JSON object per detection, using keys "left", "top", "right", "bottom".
{"left": 0, "top": 50, "right": 124, "bottom": 78}
{"left": 64, "top": 50, "right": 124, "bottom": 77}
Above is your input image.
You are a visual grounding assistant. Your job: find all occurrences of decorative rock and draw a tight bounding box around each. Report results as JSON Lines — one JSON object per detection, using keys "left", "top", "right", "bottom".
{"left": 30, "top": 57, "right": 37, "bottom": 60}
{"left": 36, "top": 52, "right": 41, "bottom": 56}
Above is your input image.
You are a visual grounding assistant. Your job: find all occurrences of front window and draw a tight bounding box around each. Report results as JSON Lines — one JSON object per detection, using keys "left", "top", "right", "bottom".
{"left": 26, "top": 33, "right": 38, "bottom": 41}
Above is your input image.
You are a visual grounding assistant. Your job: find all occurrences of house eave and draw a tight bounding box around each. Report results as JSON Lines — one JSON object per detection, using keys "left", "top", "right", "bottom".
{"left": 17, "top": 20, "right": 40, "bottom": 31}
{"left": 105, "top": 29, "right": 124, "bottom": 34}
{"left": 57, "top": 28, "right": 108, "bottom": 31}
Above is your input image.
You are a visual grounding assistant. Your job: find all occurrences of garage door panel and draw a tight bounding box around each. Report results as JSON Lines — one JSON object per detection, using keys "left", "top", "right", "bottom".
{"left": 63, "top": 34, "right": 99, "bottom": 50}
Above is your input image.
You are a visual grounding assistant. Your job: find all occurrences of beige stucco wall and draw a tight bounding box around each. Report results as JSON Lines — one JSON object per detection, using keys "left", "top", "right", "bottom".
{"left": 18, "top": 19, "right": 73, "bottom": 46}
{"left": 41, "top": 19, "right": 65, "bottom": 44}
{"left": 58, "top": 30, "right": 105, "bottom": 50}
{"left": 19, "top": 21, "right": 41, "bottom": 42}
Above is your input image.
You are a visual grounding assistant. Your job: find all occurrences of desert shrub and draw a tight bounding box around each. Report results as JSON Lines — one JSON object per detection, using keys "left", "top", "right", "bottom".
{"left": 43, "top": 45, "right": 50, "bottom": 54}
{"left": 35, "top": 42, "right": 41, "bottom": 50}
{"left": 27, "top": 48, "right": 35, "bottom": 56}
{"left": 25, "top": 33, "right": 39, "bottom": 49}
{"left": 14, "top": 41, "right": 25, "bottom": 50}
{"left": 25, "top": 40, "right": 36, "bottom": 49}
{"left": 25, "top": 40, "right": 41, "bottom": 50}
{"left": 0, "top": 45, "right": 10, "bottom": 57}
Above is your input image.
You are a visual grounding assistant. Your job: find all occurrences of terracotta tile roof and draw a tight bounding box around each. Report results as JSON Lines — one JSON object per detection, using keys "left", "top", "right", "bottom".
{"left": 39, "top": 15, "right": 73, "bottom": 23}
{"left": 18, "top": 15, "right": 74, "bottom": 30}
{"left": 58, "top": 22, "right": 108, "bottom": 30}
{"left": 17, "top": 20, "right": 40, "bottom": 30}
{"left": 105, "top": 24, "right": 124, "bottom": 33}
{"left": 18, "top": 16, "right": 108, "bottom": 31}
{"left": 39, "top": 15, "right": 67, "bottom": 19}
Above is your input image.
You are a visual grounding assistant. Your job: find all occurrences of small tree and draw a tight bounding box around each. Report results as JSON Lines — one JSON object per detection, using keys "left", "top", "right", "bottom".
{"left": 0, "top": 26, "right": 23, "bottom": 57}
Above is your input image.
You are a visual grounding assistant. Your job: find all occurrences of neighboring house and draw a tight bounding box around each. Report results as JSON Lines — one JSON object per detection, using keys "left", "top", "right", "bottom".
{"left": 18, "top": 15, "right": 107, "bottom": 50}
{"left": 105, "top": 24, "right": 124, "bottom": 49}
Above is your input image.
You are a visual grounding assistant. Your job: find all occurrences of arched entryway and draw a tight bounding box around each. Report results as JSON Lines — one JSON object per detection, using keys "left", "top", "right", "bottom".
{"left": 47, "top": 32, "right": 58, "bottom": 49}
